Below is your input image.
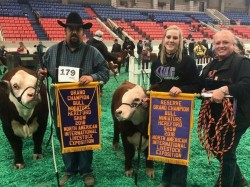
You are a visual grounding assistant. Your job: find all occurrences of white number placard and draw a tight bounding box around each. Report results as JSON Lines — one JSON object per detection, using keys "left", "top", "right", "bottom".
{"left": 58, "top": 66, "right": 80, "bottom": 82}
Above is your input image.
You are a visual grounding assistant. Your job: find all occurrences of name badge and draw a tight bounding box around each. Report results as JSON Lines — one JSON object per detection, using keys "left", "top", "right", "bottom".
{"left": 58, "top": 66, "right": 80, "bottom": 82}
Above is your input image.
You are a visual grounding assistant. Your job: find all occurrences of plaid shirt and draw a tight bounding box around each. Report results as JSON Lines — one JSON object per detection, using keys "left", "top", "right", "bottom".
{"left": 41, "top": 41, "right": 109, "bottom": 84}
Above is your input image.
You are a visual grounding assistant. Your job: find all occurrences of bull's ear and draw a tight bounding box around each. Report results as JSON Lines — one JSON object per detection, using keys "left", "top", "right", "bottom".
{"left": 0, "top": 80, "right": 10, "bottom": 94}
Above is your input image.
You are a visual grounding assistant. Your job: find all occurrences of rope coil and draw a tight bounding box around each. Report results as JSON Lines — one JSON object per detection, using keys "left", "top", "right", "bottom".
{"left": 198, "top": 98, "right": 236, "bottom": 187}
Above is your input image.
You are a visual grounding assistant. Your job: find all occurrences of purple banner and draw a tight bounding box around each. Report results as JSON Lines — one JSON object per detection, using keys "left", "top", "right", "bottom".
{"left": 57, "top": 86, "right": 100, "bottom": 152}
{"left": 149, "top": 95, "right": 193, "bottom": 165}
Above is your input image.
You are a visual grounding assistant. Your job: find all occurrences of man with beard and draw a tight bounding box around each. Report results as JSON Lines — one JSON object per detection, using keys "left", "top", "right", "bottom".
{"left": 37, "top": 12, "right": 109, "bottom": 187}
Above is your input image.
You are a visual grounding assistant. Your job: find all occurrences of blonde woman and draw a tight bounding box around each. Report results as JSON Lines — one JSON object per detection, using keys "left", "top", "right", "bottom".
{"left": 150, "top": 25, "right": 200, "bottom": 187}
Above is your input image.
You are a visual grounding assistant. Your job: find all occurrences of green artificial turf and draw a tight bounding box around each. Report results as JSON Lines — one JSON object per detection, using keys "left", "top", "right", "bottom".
{"left": 0, "top": 67, "right": 249, "bottom": 187}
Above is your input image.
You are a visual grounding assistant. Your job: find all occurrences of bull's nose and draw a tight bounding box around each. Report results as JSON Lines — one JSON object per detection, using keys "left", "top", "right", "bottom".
{"left": 28, "top": 93, "right": 34, "bottom": 97}
{"left": 115, "top": 110, "right": 122, "bottom": 117}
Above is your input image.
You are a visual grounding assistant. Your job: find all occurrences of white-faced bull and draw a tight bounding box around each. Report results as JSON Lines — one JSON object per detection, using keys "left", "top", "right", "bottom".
{"left": 0, "top": 67, "right": 48, "bottom": 169}
{"left": 111, "top": 81, "right": 154, "bottom": 178}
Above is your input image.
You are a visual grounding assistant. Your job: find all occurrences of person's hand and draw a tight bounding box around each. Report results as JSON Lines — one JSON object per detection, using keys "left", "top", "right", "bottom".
{"left": 169, "top": 86, "right": 182, "bottom": 96}
{"left": 79, "top": 75, "right": 93, "bottom": 85}
{"left": 117, "top": 57, "right": 122, "bottom": 61}
{"left": 201, "top": 88, "right": 206, "bottom": 93}
{"left": 211, "top": 87, "right": 227, "bottom": 103}
{"left": 37, "top": 68, "right": 47, "bottom": 79}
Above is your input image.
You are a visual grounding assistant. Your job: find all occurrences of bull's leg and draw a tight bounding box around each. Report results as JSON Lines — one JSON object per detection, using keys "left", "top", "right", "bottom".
{"left": 144, "top": 147, "right": 155, "bottom": 178}
{"left": 113, "top": 120, "right": 120, "bottom": 150}
{"left": 2, "top": 126, "right": 24, "bottom": 168}
{"left": 32, "top": 120, "right": 47, "bottom": 160}
{"left": 121, "top": 134, "right": 135, "bottom": 177}
{"left": 117, "top": 61, "right": 121, "bottom": 73}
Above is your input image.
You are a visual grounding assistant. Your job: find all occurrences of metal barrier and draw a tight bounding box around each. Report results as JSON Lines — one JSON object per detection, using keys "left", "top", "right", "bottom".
{"left": 128, "top": 56, "right": 151, "bottom": 90}
{"left": 6, "top": 52, "right": 39, "bottom": 71}
{"left": 196, "top": 56, "right": 213, "bottom": 75}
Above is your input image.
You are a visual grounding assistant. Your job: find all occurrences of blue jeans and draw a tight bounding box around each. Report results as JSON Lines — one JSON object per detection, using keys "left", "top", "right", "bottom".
{"left": 215, "top": 128, "right": 247, "bottom": 187}
{"left": 53, "top": 103, "right": 93, "bottom": 176}
{"left": 62, "top": 150, "right": 93, "bottom": 176}
{"left": 161, "top": 164, "right": 188, "bottom": 187}
{"left": 189, "top": 52, "right": 195, "bottom": 59}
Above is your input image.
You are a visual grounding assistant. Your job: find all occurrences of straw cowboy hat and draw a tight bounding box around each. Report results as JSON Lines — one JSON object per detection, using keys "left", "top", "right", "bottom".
{"left": 57, "top": 12, "right": 92, "bottom": 29}
{"left": 93, "top": 30, "right": 104, "bottom": 41}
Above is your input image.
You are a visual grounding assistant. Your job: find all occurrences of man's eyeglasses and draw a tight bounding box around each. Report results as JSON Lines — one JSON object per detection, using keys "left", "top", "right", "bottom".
{"left": 165, "top": 35, "right": 179, "bottom": 40}
{"left": 67, "top": 26, "right": 83, "bottom": 32}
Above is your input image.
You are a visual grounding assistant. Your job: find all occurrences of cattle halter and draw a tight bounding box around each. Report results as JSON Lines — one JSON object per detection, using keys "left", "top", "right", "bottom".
{"left": 120, "top": 99, "right": 148, "bottom": 120}
{"left": 121, "top": 102, "right": 142, "bottom": 108}
{"left": 10, "top": 86, "right": 36, "bottom": 110}
{"left": 34, "top": 76, "right": 43, "bottom": 96}
{"left": 121, "top": 97, "right": 149, "bottom": 109}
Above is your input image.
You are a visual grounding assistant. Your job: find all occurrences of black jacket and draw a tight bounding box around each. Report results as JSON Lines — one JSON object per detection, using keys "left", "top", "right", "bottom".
{"left": 150, "top": 55, "right": 200, "bottom": 94}
{"left": 188, "top": 42, "right": 195, "bottom": 53}
{"left": 111, "top": 43, "right": 122, "bottom": 53}
{"left": 87, "top": 38, "right": 117, "bottom": 62}
{"left": 200, "top": 52, "right": 250, "bottom": 129}
{"left": 137, "top": 42, "right": 143, "bottom": 55}
{"left": 122, "top": 40, "right": 135, "bottom": 52}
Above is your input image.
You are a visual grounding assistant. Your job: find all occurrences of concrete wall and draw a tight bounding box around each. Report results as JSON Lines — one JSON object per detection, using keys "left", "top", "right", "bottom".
{"left": 63, "top": 0, "right": 248, "bottom": 13}
{"left": 207, "top": 0, "right": 221, "bottom": 9}
{"left": 84, "top": 0, "right": 247, "bottom": 13}
{"left": 208, "top": 0, "right": 247, "bottom": 12}
{"left": 65, "top": 0, "right": 111, "bottom": 4}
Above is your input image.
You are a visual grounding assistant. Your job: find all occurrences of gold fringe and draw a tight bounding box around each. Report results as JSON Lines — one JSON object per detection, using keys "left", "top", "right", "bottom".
{"left": 62, "top": 144, "right": 101, "bottom": 154}
{"left": 54, "top": 82, "right": 100, "bottom": 89}
{"left": 148, "top": 155, "right": 189, "bottom": 166}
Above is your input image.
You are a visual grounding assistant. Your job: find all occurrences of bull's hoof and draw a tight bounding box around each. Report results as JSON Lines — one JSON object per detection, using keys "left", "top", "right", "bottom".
{"left": 33, "top": 153, "right": 43, "bottom": 160}
{"left": 125, "top": 169, "right": 133, "bottom": 177}
{"left": 113, "top": 143, "right": 119, "bottom": 151}
{"left": 14, "top": 163, "right": 25, "bottom": 169}
{"left": 114, "top": 70, "right": 119, "bottom": 76}
{"left": 146, "top": 168, "right": 155, "bottom": 178}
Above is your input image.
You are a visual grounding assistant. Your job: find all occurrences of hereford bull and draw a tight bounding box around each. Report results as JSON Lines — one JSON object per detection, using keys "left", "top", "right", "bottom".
{"left": 0, "top": 67, "right": 48, "bottom": 169}
{"left": 111, "top": 81, "right": 154, "bottom": 178}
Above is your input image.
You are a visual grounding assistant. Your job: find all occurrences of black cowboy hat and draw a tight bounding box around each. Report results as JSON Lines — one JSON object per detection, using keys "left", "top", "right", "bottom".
{"left": 57, "top": 12, "right": 92, "bottom": 29}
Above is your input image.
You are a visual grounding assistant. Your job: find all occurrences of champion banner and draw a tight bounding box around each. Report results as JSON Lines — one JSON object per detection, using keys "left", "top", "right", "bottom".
{"left": 148, "top": 91, "right": 196, "bottom": 166}
{"left": 54, "top": 82, "right": 101, "bottom": 153}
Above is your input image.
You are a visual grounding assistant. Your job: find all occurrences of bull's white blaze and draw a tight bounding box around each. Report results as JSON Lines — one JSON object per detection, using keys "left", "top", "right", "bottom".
{"left": 127, "top": 132, "right": 148, "bottom": 151}
{"left": 11, "top": 118, "right": 39, "bottom": 138}
{"left": 115, "top": 85, "right": 147, "bottom": 125}
{"left": 8, "top": 70, "right": 41, "bottom": 121}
